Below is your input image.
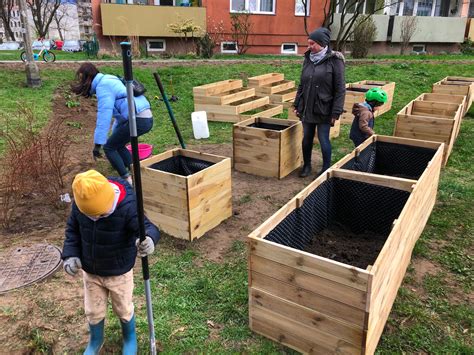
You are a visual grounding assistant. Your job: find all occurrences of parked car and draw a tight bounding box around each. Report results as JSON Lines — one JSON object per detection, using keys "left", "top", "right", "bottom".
{"left": 55, "top": 40, "right": 64, "bottom": 51}
{"left": 32, "top": 39, "right": 52, "bottom": 50}
{"left": 62, "top": 40, "right": 81, "bottom": 52}
{"left": 0, "top": 41, "right": 21, "bottom": 50}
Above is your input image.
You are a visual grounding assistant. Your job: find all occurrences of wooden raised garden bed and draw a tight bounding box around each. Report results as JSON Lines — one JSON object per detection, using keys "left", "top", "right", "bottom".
{"left": 248, "top": 73, "right": 297, "bottom": 105}
{"left": 414, "top": 93, "right": 467, "bottom": 138}
{"left": 248, "top": 135, "right": 444, "bottom": 354}
{"left": 141, "top": 149, "right": 232, "bottom": 241}
{"left": 432, "top": 76, "right": 474, "bottom": 113}
{"left": 233, "top": 117, "right": 303, "bottom": 179}
{"left": 193, "top": 79, "right": 283, "bottom": 123}
{"left": 393, "top": 99, "right": 462, "bottom": 165}
{"left": 341, "top": 81, "right": 395, "bottom": 124}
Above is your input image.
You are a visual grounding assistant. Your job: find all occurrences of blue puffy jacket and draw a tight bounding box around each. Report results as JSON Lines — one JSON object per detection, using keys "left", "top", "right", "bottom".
{"left": 62, "top": 177, "right": 160, "bottom": 277}
{"left": 91, "top": 73, "right": 151, "bottom": 145}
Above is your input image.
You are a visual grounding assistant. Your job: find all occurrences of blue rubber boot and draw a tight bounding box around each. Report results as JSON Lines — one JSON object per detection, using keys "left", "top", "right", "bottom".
{"left": 84, "top": 319, "right": 104, "bottom": 355}
{"left": 121, "top": 314, "right": 137, "bottom": 355}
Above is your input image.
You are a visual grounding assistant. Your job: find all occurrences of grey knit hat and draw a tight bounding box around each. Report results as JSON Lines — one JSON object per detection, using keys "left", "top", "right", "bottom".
{"left": 308, "top": 27, "right": 331, "bottom": 47}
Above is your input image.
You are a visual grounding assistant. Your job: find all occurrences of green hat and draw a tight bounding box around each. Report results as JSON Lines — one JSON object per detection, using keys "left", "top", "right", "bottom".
{"left": 365, "top": 87, "right": 388, "bottom": 104}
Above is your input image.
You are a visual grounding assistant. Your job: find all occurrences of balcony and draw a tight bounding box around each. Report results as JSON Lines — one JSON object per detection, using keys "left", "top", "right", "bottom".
{"left": 100, "top": 2, "right": 206, "bottom": 37}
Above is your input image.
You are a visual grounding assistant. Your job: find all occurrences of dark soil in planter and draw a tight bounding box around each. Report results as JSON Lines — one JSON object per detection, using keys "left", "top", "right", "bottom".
{"left": 347, "top": 87, "right": 369, "bottom": 92}
{"left": 248, "top": 122, "right": 288, "bottom": 131}
{"left": 149, "top": 155, "right": 215, "bottom": 176}
{"left": 303, "top": 222, "right": 386, "bottom": 269}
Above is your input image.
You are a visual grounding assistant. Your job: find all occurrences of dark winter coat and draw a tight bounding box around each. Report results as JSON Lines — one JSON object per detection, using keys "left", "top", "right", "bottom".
{"left": 294, "top": 49, "right": 346, "bottom": 124}
{"left": 349, "top": 102, "right": 375, "bottom": 146}
{"left": 62, "top": 177, "right": 160, "bottom": 277}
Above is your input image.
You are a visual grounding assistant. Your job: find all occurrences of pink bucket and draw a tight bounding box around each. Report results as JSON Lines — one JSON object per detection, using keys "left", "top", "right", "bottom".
{"left": 126, "top": 143, "right": 153, "bottom": 160}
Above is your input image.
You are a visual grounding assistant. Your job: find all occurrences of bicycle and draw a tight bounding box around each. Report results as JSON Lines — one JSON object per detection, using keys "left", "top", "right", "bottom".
{"left": 20, "top": 40, "right": 56, "bottom": 63}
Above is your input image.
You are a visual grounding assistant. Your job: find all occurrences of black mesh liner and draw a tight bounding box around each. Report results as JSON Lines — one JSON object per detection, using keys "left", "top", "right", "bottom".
{"left": 248, "top": 122, "right": 287, "bottom": 131}
{"left": 347, "top": 87, "right": 368, "bottom": 92}
{"left": 265, "top": 178, "right": 410, "bottom": 253}
{"left": 341, "top": 141, "right": 436, "bottom": 180}
{"left": 149, "top": 156, "right": 214, "bottom": 176}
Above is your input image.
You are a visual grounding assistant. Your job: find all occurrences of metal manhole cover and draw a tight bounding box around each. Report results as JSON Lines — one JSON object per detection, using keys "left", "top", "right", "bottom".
{"left": 0, "top": 244, "right": 62, "bottom": 294}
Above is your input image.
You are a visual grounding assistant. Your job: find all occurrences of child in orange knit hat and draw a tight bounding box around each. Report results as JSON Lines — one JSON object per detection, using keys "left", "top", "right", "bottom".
{"left": 62, "top": 170, "right": 160, "bottom": 354}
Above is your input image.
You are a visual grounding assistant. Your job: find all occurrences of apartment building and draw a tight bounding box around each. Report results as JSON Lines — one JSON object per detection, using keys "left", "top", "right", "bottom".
{"left": 91, "top": 0, "right": 472, "bottom": 55}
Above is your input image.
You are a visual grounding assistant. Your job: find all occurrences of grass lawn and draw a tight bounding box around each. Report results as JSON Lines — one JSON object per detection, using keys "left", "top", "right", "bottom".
{"left": 0, "top": 61, "right": 472, "bottom": 353}
{"left": 1, "top": 49, "right": 473, "bottom": 62}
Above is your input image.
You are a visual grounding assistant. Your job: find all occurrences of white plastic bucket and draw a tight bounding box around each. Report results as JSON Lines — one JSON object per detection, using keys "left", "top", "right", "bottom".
{"left": 191, "top": 111, "right": 210, "bottom": 139}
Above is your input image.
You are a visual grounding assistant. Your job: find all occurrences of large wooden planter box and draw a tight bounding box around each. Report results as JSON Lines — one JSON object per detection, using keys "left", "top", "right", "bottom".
{"left": 233, "top": 117, "right": 303, "bottom": 179}
{"left": 248, "top": 136, "right": 444, "bottom": 354}
{"left": 432, "top": 76, "right": 474, "bottom": 113}
{"left": 141, "top": 149, "right": 232, "bottom": 241}
{"left": 341, "top": 81, "right": 396, "bottom": 124}
{"left": 248, "top": 73, "right": 297, "bottom": 105}
{"left": 414, "top": 93, "right": 466, "bottom": 138}
{"left": 394, "top": 99, "right": 462, "bottom": 165}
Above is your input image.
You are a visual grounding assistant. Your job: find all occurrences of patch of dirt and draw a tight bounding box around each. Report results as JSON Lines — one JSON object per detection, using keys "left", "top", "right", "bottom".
{"left": 0, "top": 85, "right": 327, "bottom": 352}
{"left": 185, "top": 143, "right": 320, "bottom": 263}
{"left": 303, "top": 223, "right": 387, "bottom": 269}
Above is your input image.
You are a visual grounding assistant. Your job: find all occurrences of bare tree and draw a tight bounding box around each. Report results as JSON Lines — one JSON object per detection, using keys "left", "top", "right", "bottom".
{"left": 230, "top": 10, "right": 252, "bottom": 55}
{"left": 320, "top": 0, "right": 401, "bottom": 52}
{"left": 0, "top": 0, "right": 16, "bottom": 41}
{"left": 298, "top": 0, "right": 309, "bottom": 36}
{"left": 51, "top": 3, "right": 74, "bottom": 41}
{"left": 27, "top": 0, "right": 61, "bottom": 39}
{"left": 351, "top": 15, "right": 377, "bottom": 58}
{"left": 399, "top": 16, "right": 418, "bottom": 54}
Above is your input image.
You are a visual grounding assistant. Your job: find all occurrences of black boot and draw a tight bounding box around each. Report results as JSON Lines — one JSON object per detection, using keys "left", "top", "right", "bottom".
{"left": 299, "top": 165, "right": 312, "bottom": 178}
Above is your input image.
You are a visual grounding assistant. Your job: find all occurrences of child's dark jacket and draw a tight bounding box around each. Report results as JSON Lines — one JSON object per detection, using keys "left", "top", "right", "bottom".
{"left": 62, "top": 177, "right": 160, "bottom": 277}
{"left": 349, "top": 102, "right": 375, "bottom": 145}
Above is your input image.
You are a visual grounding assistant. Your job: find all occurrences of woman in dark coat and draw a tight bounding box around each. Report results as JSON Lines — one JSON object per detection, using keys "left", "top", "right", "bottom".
{"left": 293, "top": 27, "right": 346, "bottom": 177}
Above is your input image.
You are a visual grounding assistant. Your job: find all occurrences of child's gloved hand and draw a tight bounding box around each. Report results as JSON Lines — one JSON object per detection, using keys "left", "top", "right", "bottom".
{"left": 63, "top": 257, "right": 82, "bottom": 276}
{"left": 136, "top": 236, "right": 155, "bottom": 257}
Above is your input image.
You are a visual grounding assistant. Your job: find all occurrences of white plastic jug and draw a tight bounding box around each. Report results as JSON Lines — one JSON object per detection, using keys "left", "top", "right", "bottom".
{"left": 191, "top": 111, "right": 210, "bottom": 139}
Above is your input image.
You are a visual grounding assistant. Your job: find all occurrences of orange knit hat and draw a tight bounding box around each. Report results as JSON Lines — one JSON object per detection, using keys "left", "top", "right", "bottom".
{"left": 72, "top": 170, "right": 115, "bottom": 216}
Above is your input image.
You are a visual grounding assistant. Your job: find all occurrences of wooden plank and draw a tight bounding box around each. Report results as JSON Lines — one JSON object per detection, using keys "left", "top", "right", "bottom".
{"left": 270, "top": 89, "right": 297, "bottom": 103}
{"left": 234, "top": 96, "right": 270, "bottom": 113}
{"left": 417, "top": 93, "right": 466, "bottom": 105}
{"left": 250, "top": 288, "right": 364, "bottom": 346}
{"left": 251, "top": 271, "right": 367, "bottom": 327}
{"left": 193, "top": 79, "right": 242, "bottom": 96}
{"left": 255, "top": 80, "right": 296, "bottom": 95}
{"left": 144, "top": 209, "right": 190, "bottom": 240}
{"left": 330, "top": 170, "right": 416, "bottom": 192}
{"left": 394, "top": 114, "right": 455, "bottom": 144}
{"left": 248, "top": 73, "right": 285, "bottom": 87}
{"left": 251, "top": 305, "right": 362, "bottom": 354}
{"left": 279, "top": 122, "right": 303, "bottom": 178}
{"left": 412, "top": 100, "right": 460, "bottom": 114}
{"left": 250, "top": 254, "right": 367, "bottom": 309}
{"left": 248, "top": 238, "right": 370, "bottom": 291}
{"left": 376, "top": 135, "right": 444, "bottom": 150}
{"left": 193, "top": 87, "right": 256, "bottom": 105}
{"left": 189, "top": 184, "right": 232, "bottom": 240}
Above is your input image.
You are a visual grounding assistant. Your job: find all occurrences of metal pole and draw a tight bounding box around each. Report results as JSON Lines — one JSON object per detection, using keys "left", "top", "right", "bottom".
{"left": 120, "top": 42, "right": 156, "bottom": 355}
{"left": 153, "top": 72, "right": 186, "bottom": 149}
{"left": 18, "top": 0, "right": 41, "bottom": 88}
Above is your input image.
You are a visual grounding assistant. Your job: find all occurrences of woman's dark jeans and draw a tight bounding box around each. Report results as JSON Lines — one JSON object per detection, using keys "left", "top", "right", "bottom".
{"left": 302, "top": 121, "right": 332, "bottom": 172}
{"left": 103, "top": 117, "right": 153, "bottom": 178}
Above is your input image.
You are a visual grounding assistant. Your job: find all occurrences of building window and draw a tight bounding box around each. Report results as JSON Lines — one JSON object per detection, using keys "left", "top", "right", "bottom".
{"left": 221, "top": 41, "right": 238, "bottom": 53}
{"left": 281, "top": 43, "right": 298, "bottom": 54}
{"left": 147, "top": 39, "right": 166, "bottom": 52}
{"left": 230, "top": 0, "right": 276, "bottom": 14}
{"left": 412, "top": 44, "right": 426, "bottom": 53}
{"left": 295, "top": 0, "right": 310, "bottom": 16}
{"left": 417, "top": 0, "right": 434, "bottom": 16}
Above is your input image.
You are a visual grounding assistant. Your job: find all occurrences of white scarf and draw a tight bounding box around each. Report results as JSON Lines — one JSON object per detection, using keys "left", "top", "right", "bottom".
{"left": 309, "top": 46, "right": 328, "bottom": 64}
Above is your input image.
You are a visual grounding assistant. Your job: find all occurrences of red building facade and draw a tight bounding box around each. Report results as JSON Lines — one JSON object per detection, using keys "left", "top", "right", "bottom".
{"left": 202, "top": 0, "right": 325, "bottom": 55}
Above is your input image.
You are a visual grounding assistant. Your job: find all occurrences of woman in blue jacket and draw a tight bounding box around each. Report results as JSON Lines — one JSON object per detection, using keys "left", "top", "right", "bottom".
{"left": 72, "top": 63, "right": 153, "bottom": 185}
